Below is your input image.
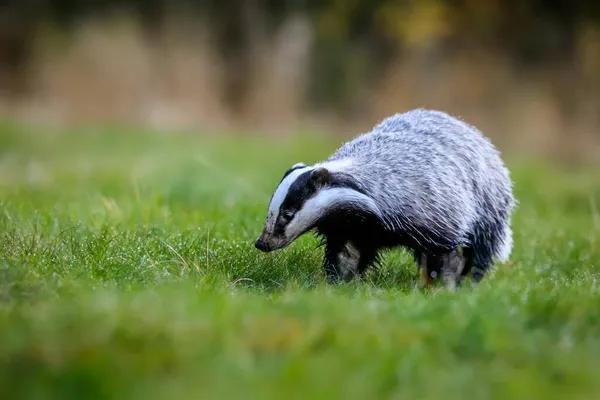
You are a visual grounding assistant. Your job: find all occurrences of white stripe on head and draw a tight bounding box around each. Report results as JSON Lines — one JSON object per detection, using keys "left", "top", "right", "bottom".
{"left": 268, "top": 166, "right": 313, "bottom": 217}
{"left": 284, "top": 187, "right": 381, "bottom": 240}
{"left": 315, "top": 158, "right": 353, "bottom": 173}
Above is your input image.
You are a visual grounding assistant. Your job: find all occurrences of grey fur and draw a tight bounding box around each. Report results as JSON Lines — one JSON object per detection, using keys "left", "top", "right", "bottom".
{"left": 256, "top": 109, "right": 516, "bottom": 286}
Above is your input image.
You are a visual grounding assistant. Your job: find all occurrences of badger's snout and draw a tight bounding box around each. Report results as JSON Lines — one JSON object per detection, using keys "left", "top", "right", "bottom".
{"left": 255, "top": 228, "right": 290, "bottom": 252}
{"left": 254, "top": 239, "right": 270, "bottom": 252}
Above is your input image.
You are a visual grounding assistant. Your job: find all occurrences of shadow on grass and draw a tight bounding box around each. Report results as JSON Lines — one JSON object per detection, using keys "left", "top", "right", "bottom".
{"left": 233, "top": 245, "right": 424, "bottom": 293}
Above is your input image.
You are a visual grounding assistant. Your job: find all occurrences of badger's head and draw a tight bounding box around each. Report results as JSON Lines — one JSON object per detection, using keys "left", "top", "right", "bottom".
{"left": 255, "top": 160, "right": 379, "bottom": 252}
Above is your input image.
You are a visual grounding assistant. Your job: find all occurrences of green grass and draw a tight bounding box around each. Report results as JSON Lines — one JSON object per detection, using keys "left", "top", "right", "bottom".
{"left": 1, "top": 120, "right": 600, "bottom": 400}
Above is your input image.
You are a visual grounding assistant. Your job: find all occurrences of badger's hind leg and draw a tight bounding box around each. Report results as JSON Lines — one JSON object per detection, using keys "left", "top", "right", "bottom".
{"left": 441, "top": 250, "right": 466, "bottom": 289}
{"left": 415, "top": 251, "right": 438, "bottom": 286}
{"left": 460, "top": 213, "right": 513, "bottom": 283}
{"left": 461, "top": 225, "right": 506, "bottom": 283}
{"left": 414, "top": 249, "right": 465, "bottom": 288}
{"left": 461, "top": 245, "right": 494, "bottom": 283}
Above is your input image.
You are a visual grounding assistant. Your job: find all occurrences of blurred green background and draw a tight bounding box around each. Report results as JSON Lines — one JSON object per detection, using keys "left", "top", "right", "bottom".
{"left": 1, "top": 0, "right": 600, "bottom": 161}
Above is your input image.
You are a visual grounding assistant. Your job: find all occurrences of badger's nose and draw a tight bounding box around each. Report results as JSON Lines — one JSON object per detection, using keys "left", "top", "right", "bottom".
{"left": 255, "top": 239, "right": 270, "bottom": 252}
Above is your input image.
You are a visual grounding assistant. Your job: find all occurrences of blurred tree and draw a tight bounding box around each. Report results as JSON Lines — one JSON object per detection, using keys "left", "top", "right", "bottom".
{"left": 1, "top": 0, "right": 599, "bottom": 113}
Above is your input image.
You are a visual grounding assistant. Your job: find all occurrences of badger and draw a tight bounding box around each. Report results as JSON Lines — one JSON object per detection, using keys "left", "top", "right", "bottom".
{"left": 255, "top": 109, "right": 516, "bottom": 287}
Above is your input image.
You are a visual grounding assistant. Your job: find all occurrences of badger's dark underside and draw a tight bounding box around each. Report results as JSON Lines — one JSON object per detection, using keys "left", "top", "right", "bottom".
{"left": 314, "top": 208, "right": 495, "bottom": 286}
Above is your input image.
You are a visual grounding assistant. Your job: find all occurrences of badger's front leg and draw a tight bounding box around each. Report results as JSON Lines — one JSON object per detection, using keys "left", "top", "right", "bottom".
{"left": 323, "top": 240, "right": 359, "bottom": 283}
{"left": 323, "top": 240, "right": 377, "bottom": 283}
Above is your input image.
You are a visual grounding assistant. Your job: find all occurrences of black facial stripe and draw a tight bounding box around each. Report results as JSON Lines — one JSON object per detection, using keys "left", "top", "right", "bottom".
{"left": 329, "top": 173, "right": 368, "bottom": 195}
{"left": 281, "top": 210, "right": 294, "bottom": 219}
{"left": 280, "top": 170, "right": 318, "bottom": 213}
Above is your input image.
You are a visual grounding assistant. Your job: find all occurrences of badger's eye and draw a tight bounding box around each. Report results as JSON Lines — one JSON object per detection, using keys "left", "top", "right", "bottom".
{"left": 281, "top": 210, "right": 295, "bottom": 221}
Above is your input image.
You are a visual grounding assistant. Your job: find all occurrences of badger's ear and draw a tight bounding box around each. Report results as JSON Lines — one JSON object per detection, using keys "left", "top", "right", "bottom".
{"left": 310, "top": 167, "right": 332, "bottom": 187}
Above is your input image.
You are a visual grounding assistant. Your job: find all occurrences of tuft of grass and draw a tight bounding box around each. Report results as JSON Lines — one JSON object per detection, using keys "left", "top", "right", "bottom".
{"left": 1, "top": 121, "right": 600, "bottom": 399}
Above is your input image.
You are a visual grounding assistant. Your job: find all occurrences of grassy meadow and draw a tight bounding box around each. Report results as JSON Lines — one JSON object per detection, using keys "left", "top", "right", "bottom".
{"left": 1, "top": 120, "right": 600, "bottom": 399}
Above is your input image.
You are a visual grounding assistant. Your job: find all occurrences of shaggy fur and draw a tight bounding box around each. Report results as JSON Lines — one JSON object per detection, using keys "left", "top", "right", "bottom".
{"left": 255, "top": 109, "right": 516, "bottom": 287}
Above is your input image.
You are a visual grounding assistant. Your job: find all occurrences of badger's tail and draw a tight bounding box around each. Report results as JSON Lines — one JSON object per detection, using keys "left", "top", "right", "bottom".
{"left": 467, "top": 195, "right": 515, "bottom": 282}
{"left": 494, "top": 224, "right": 513, "bottom": 263}
{"left": 494, "top": 193, "right": 517, "bottom": 263}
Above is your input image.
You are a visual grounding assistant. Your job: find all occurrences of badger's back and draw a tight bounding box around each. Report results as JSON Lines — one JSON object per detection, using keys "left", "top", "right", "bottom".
{"left": 325, "top": 109, "right": 515, "bottom": 256}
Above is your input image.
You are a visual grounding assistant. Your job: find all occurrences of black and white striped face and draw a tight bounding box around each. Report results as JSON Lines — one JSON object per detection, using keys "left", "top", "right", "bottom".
{"left": 255, "top": 160, "right": 380, "bottom": 252}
